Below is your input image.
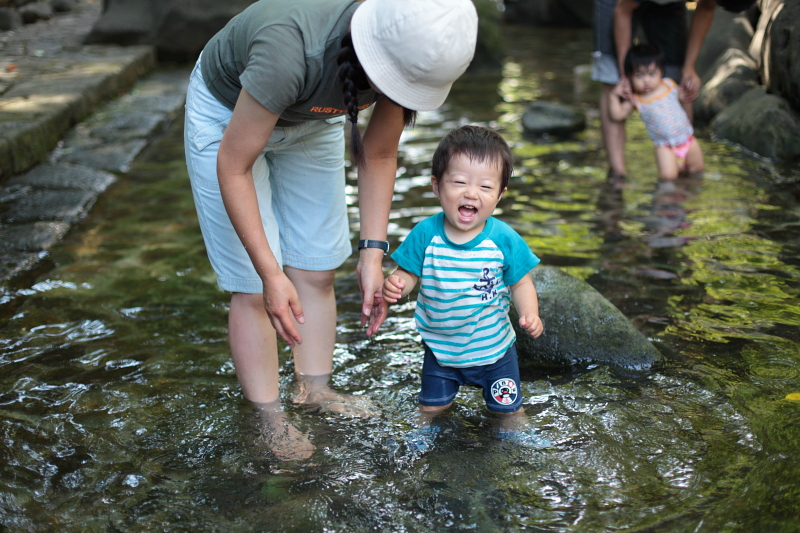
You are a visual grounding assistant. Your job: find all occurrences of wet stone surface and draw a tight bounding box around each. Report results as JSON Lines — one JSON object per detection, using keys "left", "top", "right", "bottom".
{"left": 50, "top": 69, "right": 190, "bottom": 172}
{"left": 9, "top": 163, "right": 116, "bottom": 192}
{"left": 0, "top": 67, "right": 190, "bottom": 283}
{"left": 0, "top": 187, "right": 98, "bottom": 223}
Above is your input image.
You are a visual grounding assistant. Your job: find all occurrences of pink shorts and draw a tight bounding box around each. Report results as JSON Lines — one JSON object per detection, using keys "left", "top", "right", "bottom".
{"left": 670, "top": 135, "right": 695, "bottom": 161}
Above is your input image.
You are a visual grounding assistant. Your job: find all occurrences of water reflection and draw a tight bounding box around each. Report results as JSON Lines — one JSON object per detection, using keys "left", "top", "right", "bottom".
{"left": 1, "top": 25, "right": 800, "bottom": 532}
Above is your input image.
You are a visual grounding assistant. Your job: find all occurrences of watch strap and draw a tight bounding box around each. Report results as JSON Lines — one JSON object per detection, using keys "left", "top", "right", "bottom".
{"left": 357, "top": 239, "right": 389, "bottom": 255}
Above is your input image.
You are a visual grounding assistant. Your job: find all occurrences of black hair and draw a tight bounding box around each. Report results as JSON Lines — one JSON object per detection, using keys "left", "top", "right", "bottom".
{"left": 431, "top": 125, "right": 513, "bottom": 194}
{"left": 336, "top": 33, "right": 417, "bottom": 168}
{"left": 623, "top": 43, "right": 666, "bottom": 79}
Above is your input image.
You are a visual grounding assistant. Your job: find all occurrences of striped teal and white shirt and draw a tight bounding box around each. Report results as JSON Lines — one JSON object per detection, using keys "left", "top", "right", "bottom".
{"left": 392, "top": 212, "right": 540, "bottom": 368}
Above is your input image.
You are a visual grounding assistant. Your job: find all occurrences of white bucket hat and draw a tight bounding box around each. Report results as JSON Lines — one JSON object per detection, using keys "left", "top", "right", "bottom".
{"left": 350, "top": 0, "right": 479, "bottom": 111}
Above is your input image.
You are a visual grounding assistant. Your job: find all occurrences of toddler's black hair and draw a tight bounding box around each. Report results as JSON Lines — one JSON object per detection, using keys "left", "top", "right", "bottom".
{"left": 336, "top": 33, "right": 416, "bottom": 168}
{"left": 623, "top": 43, "right": 666, "bottom": 78}
{"left": 431, "top": 125, "right": 513, "bottom": 194}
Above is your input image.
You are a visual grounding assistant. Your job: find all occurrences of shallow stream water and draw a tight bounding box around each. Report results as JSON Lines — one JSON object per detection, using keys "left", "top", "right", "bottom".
{"left": 2, "top": 26, "right": 800, "bottom": 532}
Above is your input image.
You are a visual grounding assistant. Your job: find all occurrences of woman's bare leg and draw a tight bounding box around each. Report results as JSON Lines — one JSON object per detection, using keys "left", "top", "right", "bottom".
{"left": 229, "top": 292, "right": 281, "bottom": 403}
{"left": 230, "top": 292, "right": 314, "bottom": 459}
{"left": 285, "top": 266, "right": 376, "bottom": 417}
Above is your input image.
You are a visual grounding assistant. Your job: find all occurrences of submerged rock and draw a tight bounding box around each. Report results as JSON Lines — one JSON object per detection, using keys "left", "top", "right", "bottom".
{"left": 521, "top": 101, "right": 586, "bottom": 138}
{"left": 511, "top": 266, "right": 664, "bottom": 371}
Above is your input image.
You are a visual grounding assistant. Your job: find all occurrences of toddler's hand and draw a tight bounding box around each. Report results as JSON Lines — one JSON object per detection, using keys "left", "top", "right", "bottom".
{"left": 519, "top": 314, "right": 544, "bottom": 338}
{"left": 382, "top": 274, "right": 405, "bottom": 304}
{"left": 613, "top": 77, "right": 631, "bottom": 101}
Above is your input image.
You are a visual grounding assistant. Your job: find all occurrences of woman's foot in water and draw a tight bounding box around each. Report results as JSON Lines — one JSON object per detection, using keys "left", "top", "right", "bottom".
{"left": 254, "top": 401, "right": 315, "bottom": 461}
{"left": 293, "top": 373, "right": 379, "bottom": 418}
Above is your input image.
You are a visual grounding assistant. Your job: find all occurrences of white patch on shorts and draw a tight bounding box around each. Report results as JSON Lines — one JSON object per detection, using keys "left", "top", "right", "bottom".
{"left": 491, "top": 378, "right": 518, "bottom": 405}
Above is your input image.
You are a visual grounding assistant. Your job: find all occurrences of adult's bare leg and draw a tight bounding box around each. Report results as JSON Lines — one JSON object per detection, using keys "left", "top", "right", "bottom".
{"left": 285, "top": 266, "right": 376, "bottom": 417}
{"left": 229, "top": 292, "right": 314, "bottom": 459}
{"left": 600, "top": 83, "right": 627, "bottom": 177}
{"left": 229, "top": 292, "right": 281, "bottom": 403}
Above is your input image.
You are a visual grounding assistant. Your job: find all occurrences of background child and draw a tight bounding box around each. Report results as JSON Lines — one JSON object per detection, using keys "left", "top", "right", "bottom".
{"left": 609, "top": 43, "right": 704, "bottom": 180}
{"left": 373, "top": 125, "right": 546, "bottom": 448}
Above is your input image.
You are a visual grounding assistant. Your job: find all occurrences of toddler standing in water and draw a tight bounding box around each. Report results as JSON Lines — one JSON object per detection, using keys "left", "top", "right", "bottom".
{"left": 372, "top": 125, "right": 547, "bottom": 449}
{"left": 609, "top": 43, "right": 704, "bottom": 179}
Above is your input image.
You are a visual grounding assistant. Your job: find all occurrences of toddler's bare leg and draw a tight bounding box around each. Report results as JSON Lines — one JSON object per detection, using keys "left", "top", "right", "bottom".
{"left": 684, "top": 138, "right": 705, "bottom": 175}
{"left": 655, "top": 146, "right": 679, "bottom": 180}
{"left": 417, "top": 402, "right": 453, "bottom": 426}
{"left": 492, "top": 406, "right": 528, "bottom": 432}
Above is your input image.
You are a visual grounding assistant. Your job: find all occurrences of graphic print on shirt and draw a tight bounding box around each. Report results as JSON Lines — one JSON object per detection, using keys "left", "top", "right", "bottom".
{"left": 491, "top": 378, "right": 518, "bottom": 405}
{"left": 473, "top": 267, "right": 497, "bottom": 301}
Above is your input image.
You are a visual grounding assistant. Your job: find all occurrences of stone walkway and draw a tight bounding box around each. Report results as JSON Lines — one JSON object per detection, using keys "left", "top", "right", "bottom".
{"left": 0, "top": 0, "right": 190, "bottom": 284}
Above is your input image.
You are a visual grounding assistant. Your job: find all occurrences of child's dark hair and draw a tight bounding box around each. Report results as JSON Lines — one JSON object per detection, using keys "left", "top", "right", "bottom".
{"left": 431, "top": 125, "right": 513, "bottom": 193}
{"left": 623, "top": 43, "right": 666, "bottom": 78}
{"left": 336, "top": 33, "right": 416, "bottom": 168}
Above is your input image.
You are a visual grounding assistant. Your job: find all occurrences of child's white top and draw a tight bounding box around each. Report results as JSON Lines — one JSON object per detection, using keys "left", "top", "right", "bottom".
{"left": 391, "top": 212, "right": 540, "bottom": 368}
{"left": 633, "top": 78, "right": 694, "bottom": 147}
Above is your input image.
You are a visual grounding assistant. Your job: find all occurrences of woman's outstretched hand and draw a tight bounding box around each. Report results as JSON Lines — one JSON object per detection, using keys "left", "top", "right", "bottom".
{"left": 357, "top": 248, "right": 386, "bottom": 337}
{"left": 262, "top": 271, "right": 304, "bottom": 347}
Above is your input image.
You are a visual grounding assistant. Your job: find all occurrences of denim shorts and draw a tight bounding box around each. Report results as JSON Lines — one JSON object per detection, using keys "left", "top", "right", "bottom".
{"left": 419, "top": 343, "right": 524, "bottom": 413}
{"left": 591, "top": 0, "right": 687, "bottom": 85}
{"left": 184, "top": 58, "right": 351, "bottom": 293}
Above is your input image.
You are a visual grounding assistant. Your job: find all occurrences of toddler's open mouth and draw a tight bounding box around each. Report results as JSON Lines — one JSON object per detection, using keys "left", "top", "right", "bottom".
{"left": 458, "top": 205, "right": 477, "bottom": 222}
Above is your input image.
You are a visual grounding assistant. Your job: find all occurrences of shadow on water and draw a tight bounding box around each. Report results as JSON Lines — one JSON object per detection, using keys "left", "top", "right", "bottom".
{"left": 2, "top": 26, "right": 800, "bottom": 531}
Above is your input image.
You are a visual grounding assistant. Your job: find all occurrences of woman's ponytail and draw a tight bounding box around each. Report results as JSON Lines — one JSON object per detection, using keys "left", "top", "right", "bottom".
{"left": 336, "top": 34, "right": 367, "bottom": 168}
{"left": 337, "top": 34, "right": 417, "bottom": 168}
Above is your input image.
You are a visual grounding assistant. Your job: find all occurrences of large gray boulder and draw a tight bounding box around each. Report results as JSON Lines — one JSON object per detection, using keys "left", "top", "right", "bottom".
{"left": 711, "top": 85, "right": 800, "bottom": 160}
{"left": 511, "top": 266, "right": 664, "bottom": 371}
{"left": 85, "top": 0, "right": 258, "bottom": 61}
{"left": 695, "top": 8, "right": 754, "bottom": 79}
{"left": 695, "top": 48, "right": 759, "bottom": 124}
{"left": 765, "top": 0, "right": 800, "bottom": 112}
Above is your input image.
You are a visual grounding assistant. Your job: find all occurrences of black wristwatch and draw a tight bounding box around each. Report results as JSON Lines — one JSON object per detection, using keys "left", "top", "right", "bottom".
{"left": 357, "top": 239, "right": 390, "bottom": 255}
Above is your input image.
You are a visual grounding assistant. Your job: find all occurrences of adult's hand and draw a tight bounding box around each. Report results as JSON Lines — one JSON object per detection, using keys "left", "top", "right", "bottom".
{"left": 357, "top": 247, "right": 386, "bottom": 334}
{"left": 262, "top": 270, "right": 304, "bottom": 347}
{"left": 680, "top": 68, "right": 701, "bottom": 102}
{"left": 366, "top": 300, "right": 388, "bottom": 337}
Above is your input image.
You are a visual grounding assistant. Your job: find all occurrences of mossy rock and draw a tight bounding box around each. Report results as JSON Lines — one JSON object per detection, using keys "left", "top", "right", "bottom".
{"left": 512, "top": 266, "right": 664, "bottom": 371}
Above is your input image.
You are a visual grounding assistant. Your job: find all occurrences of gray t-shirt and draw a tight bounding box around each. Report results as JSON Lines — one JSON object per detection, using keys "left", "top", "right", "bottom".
{"left": 200, "top": 0, "right": 379, "bottom": 126}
